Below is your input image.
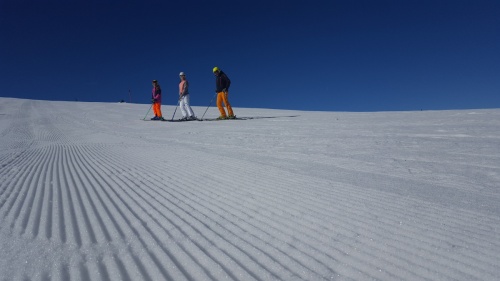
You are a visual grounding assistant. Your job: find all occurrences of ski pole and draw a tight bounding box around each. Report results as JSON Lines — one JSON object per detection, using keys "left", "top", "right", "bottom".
{"left": 201, "top": 92, "right": 217, "bottom": 120}
{"left": 143, "top": 103, "right": 153, "bottom": 120}
{"left": 171, "top": 99, "right": 180, "bottom": 121}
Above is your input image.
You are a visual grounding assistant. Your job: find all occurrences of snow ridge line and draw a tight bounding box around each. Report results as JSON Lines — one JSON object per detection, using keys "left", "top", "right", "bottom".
{"left": 66, "top": 144, "right": 170, "bottom": 280}
{"left": 132, "top": 160, "right": 355, "bottom": 278}
{"left": 228, "top": 150, "right": 500, "bottom": 247}
{"left": 118, "top": 169, "right": 318, "bottom": 280}
{"left": 59, "top": 139, "right": 328, "bottom": 278}
{"left": 83, "top": 144, "right": 226, "bottom": 278}
{"left": 2, "top": 99, "right": 500, "bottom": 280}
{"left": 80, "top": 143, "right": 287, "bottom": 280}
{"left": 80, "top": 139, "right": 498, "bottom": 280}
{"left": 93, "top": 143, "right": 446, "bottom": 278}
{"left": 0, "top": 144, "right": 47, "bottom": 229}
{"left": 191, "top": 174, "right": 463, "bottom": 279}
{"left": 214, "top": 160, "right": 499, "bottom": 279}
{"left": 50, "top": 143, "right": 176, "bottom": 279}
{"left": 159, "top": 145, "right": 500, "bottom": 278}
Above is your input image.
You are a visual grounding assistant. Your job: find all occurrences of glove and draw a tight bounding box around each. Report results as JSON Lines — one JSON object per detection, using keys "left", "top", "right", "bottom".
{"left": 222, "top": 88, "right": 227, "bottom": 93}
{"left": 151, "top": 98, "right": 156, "bottom": 103}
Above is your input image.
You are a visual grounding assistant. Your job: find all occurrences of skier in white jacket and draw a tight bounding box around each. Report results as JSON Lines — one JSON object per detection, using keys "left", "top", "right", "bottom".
{"left": 178, "top": 72, "right": 196, "bottom": 120}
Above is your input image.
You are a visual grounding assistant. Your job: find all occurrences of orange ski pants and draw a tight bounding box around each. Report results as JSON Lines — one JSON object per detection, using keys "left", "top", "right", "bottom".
{"left": 153, "top": 102, "right": 162, "bottom": 117}
{"left": 216, "top": 91, "right": 234, "bottom": 117}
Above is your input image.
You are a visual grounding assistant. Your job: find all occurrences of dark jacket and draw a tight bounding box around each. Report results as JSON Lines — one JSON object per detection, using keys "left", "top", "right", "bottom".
{"left": 215, "top": 71, "right": 231, "bottom": 93}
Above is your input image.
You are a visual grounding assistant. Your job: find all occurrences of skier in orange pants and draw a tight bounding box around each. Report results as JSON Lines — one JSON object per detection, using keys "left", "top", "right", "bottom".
{"left": 213, "top": 67, "right": 235, "bottom": 119}
{"left": 151, "top": 80, "right": 164, "bottom": 120}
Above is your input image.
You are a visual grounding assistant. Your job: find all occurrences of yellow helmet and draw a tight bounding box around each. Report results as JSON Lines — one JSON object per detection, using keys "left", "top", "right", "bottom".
{"left": 212, "top": 66, "right": 220, "bottom": 73}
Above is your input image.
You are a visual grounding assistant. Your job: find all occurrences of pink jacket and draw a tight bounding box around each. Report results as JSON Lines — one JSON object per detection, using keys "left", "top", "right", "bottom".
{"left": 179, "top": 80, "right": 189, "bottom": 97}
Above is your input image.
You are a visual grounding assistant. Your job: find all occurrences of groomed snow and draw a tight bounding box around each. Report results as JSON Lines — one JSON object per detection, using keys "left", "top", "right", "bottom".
{"left": 1, "top": 97, "right": 499, "bottom": 281}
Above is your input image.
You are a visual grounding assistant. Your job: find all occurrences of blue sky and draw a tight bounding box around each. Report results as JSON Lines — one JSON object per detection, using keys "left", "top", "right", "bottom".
{"left": 1, "top": 0, "right": 499, "bottom": 111}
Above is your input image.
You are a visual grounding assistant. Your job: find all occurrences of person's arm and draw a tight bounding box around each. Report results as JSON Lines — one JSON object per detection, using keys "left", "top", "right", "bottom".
{"left": 222, "top": 74, "right": 230, "bottom": 92}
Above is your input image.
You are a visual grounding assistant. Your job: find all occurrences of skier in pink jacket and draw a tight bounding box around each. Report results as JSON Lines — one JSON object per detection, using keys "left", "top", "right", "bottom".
{"left": 178, "top": 72, "right": 196, "bottom": 120}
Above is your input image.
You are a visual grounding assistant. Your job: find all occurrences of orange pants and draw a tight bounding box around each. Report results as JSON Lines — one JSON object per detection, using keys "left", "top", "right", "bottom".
{"left": 153, "top": 103, "right": 162, "bottom": 117}
{"left": 216, "top": 91, "right": 234, "bottom": 117}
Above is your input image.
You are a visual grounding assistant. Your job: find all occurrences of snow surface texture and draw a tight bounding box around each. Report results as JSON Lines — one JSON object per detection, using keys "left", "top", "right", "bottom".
{"left": 0, "top": 97, "right": 499, "bottom": 281}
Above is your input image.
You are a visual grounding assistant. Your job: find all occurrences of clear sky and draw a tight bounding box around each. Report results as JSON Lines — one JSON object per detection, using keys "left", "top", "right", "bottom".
{"left": 1, "top": 0, "right": 499, "bottom": 111}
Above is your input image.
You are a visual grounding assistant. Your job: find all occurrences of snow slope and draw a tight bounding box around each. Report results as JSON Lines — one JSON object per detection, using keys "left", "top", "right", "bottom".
{"left": 1, "top": 97, "right": 499, "bottom": 281}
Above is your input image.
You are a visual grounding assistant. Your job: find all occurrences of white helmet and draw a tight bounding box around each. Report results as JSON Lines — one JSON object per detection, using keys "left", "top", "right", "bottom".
{"left": 179, "top": 72, "right": 185, "bottom": 76}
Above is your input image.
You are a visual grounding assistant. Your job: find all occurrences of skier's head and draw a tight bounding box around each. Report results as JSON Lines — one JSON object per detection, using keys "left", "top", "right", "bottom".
{"left": 213, "top": 66, "right": 220, "bottom": 75}
{"left": 179, "top": 72, "right": 186, "bottom": 79}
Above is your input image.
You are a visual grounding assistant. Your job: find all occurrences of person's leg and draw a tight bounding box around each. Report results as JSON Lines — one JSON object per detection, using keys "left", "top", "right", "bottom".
{"left": 216, "top": 92, "right": 227, "bottom": 117}
{"left": 179, "top": 96, "right": 188, "bottom": 118}
{"left": 155, "top": 103, "right": 162, "bottom": 118}
{"left": 184, "top": 94, "right": 195, "bottom": 117}
{"left": 222, "top": 91, "right": 234, "bottom": 116}
{"left": 152, "top": 103, "right": 159, "bottom": 118}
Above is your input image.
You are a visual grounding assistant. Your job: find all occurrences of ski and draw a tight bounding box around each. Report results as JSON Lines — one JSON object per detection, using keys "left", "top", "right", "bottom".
{"left": 199, "top": 116, "right": 250, "bottom": 121}
{"left": 142, "top": 117, "right": 253, "bottom": 122}
{"left": 166, "top": 118, "right": 199, "bottom": 122}
{"left": 142, "top": 118, "right": 167, "bottom": 121}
